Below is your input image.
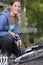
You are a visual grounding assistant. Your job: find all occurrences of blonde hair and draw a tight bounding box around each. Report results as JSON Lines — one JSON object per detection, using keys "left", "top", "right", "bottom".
{"left": 3, "top": 6, "right": 22, "bottom": 27}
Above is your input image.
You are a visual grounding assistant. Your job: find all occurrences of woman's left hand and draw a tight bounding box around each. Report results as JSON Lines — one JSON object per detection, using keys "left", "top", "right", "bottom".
{"left": 16, "top": 40, "right": 22, "bottom": 46}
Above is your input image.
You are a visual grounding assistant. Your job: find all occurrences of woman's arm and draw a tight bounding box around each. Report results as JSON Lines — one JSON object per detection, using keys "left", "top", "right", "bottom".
{"left": 14, "top": 23, "right": 21, "bottom": 40}
{"left": 0, "top": 14, "right": 9, "bottom": 36}
{"left": 14, "top": 22, "right": 22, "bottom": 46}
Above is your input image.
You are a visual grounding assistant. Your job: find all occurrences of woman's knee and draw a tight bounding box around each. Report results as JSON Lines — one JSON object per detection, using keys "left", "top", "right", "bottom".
{"left": 2, "top": 34, "right": 13, "bottom": 44}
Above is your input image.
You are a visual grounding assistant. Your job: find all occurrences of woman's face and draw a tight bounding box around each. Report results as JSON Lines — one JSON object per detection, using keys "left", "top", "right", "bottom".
{"left": 11, "top": 1, "right": 21, "bottom": 15}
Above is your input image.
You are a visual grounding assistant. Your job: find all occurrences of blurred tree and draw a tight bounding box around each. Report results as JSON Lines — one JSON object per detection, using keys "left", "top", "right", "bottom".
{"left": 26, "top": 0, "right": 43, "bottom": 36}
{"left": 0, "top": 0, "right": 12, "bottom": 4}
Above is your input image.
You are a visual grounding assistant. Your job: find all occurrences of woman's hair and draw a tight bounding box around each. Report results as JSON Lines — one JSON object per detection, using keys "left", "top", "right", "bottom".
{"left": 10, "top": 0, "right": 22, "bottom": 6}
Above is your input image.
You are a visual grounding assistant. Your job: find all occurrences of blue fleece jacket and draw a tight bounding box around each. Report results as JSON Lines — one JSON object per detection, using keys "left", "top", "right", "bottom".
{"left": 0, "top": 11, "right": 21, "bottom": 40}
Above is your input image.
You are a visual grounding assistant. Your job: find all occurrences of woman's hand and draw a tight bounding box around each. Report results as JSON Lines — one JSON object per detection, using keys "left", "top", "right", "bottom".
{"left": 9, "top": 32, "right": 18, "bottom": 38}
{"left": 16, "top": 40, "right": 22, "bottom": 46}
{"left": 10, "top": 32, "right": 22, "bottom": 46}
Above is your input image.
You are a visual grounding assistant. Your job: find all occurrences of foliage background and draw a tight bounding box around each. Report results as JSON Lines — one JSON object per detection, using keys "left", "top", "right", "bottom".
{"left": 26, "top": 0, "right": 43, "bottom": 37}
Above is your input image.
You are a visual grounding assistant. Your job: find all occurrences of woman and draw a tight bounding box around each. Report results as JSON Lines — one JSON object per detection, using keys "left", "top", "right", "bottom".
{"left": 0, "top": 0, "right": 24, "bottom": 57}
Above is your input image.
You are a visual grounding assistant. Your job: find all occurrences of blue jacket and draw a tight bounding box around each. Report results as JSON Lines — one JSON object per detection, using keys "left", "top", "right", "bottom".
{"left": 0, "top": 11, "right": 21, "bottom": 40}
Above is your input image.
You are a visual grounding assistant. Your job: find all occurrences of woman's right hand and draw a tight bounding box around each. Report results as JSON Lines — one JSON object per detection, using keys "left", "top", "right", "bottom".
{"left": 9, "top": 32, "right": 18, "bottom": 38}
